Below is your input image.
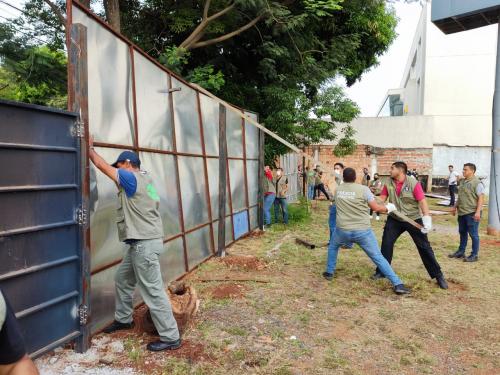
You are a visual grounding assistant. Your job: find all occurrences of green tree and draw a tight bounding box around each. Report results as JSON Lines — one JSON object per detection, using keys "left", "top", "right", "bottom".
{"left": 2, "top": 0, "right": 398, "bottom": 160}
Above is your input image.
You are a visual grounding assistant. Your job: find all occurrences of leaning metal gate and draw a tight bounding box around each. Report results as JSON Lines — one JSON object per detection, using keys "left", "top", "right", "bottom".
{"left": 0, "top": 99, "right": 87, "bottom": 356}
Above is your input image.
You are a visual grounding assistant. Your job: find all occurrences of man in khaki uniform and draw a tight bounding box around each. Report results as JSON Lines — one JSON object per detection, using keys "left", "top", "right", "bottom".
{"left": 89, "top": 138, "right": 181, "bottom": 352}
{"left": 361, "top": 167, "right": 371, "bottom": 186}
{"left": 372, "top": 161, "right": 448, "bottom": 290}
{"left": 323, "top": 168, "right": 410, "bottom": 295}
{"left": 449, "top": 163, "right": 485, "bottom": 262}
{"left": 274, "top": 168, "right": 289, "bottom": 224}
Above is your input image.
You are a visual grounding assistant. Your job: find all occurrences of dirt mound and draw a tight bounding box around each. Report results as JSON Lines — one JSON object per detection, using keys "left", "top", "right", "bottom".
{"left": 220, "top": 255, "right": 266, "bottom": 271}
{"left": 210, "top": 283, "right": 247, "bottom": 299}
{"left": 133, "top": 282, "right": 198, "bottom": 335}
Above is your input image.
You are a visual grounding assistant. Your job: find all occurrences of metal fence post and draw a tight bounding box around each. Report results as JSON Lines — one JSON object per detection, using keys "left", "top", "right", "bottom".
{"left": 69, "top": 23, "right": 91, "bottom": 353}
{"left": 217, "top": 104, "right": 227, "bottom": 256}
{"left": 258, "top": 130, "right": 264, "bottom": 230}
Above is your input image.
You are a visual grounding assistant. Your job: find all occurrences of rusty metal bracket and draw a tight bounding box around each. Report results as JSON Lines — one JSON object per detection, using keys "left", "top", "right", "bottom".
{"left": 71, "top": 119, "right": 85, "bottom": 138}
{"left": 75, "top": 206, "right": 88, "bottom": 226}
{"left": 78, "top": 304, "right": 89, "bottom": 325}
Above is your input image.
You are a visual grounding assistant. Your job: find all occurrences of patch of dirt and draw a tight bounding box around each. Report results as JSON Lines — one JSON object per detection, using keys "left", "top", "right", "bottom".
{"left": 162, "top": 339, "right": 213, "bottom": 363}
{"left": 481, "top": 239, "right": 500, "bottom": 246}
{"left": 219, "top": 255, "right": 266, "bottom": 271}
{"left": 209, "top": 283, "right": 247, "bottom": 299}
{"left": 447, "top": 278, "right": 469, "bottom": 291}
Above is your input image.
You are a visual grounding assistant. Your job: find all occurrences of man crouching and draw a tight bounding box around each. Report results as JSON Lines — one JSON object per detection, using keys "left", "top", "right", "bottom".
{"left": 323, "top": 168, "right": 410, "bottom": 295}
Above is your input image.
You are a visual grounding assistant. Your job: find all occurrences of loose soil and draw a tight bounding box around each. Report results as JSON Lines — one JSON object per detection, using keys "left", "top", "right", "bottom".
{"left": 209, "top": 283, "right": 247, "bottom": 299}
{"left": 219, "top": 255, "right": 266, "bottom": 271}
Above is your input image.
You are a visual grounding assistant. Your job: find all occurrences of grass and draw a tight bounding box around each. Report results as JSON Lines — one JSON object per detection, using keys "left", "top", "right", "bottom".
{"left": 63, "top": 198, "right": 499, "bottom": 375}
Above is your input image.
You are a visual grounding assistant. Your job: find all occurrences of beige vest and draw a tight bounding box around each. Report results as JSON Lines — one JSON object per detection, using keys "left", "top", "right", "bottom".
{"left": 335, "top": 183, "right": 371, "bottom": 231}
{"left": 275, "top": 176, "right": 288, "bottom": 198}
{"left": 457, "top": 176, "right": 482, "bottom": 216}
{"left": 386, "top": 176, "right": 421, "bottom": 221}
{"left": 117, "top": 171, "right": 164, "bottom": 242}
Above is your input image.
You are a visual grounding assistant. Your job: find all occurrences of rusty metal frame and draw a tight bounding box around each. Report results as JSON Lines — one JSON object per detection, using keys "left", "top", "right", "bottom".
{"left": 241, "top": 110, "right": 251, "bottom": 234}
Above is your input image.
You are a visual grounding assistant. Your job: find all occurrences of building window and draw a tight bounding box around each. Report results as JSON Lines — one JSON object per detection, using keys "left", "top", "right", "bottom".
{"left": 378, "top": 94, "right": 404, "bottom": 117}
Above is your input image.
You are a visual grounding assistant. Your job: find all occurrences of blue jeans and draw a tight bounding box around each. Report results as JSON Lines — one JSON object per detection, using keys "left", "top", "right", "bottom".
{"left": 326, "top": 228, "right": 403, "bottom": 286}
{"left": 263, "top": 194, "right": 276, "bottom": 225}
{"left": 457, "top": 213, "right": 480, "bottom": 256}
{"left": 274, "top": 197, "right": 289, "bottom": 224}
{"left": 329, "top": 205, "right": 353, "bottom": 248}
{"left": 307, "top": 184, "right": 315, "bottom": 200}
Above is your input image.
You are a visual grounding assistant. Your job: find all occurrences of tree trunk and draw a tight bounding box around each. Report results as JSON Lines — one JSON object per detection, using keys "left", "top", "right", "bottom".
{"left": 104, "top": 0, "right": 121, "bottom": 32}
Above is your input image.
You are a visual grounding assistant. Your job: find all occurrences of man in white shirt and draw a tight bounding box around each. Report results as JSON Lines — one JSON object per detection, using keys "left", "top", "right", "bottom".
{"left": 448, "top": 165, "right": 461, "bottom": 207}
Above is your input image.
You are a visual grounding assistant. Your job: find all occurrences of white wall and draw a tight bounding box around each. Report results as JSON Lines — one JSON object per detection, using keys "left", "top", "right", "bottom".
{"left": 432, "top": 145, "right": 491, "bottom": 191}
{"left": 432, "top": 115, "right": 492, "bottom": 146}
{"left": 424, "top": 9, "right": 497, "bottom": 117}
{"left": 326, "top": 116, "right": 434, "bottom": 148}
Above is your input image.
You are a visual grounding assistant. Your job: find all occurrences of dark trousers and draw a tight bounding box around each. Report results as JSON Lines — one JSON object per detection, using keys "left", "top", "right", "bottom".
{"left": 314, "top": 183, "right": 330, "bottom": 200}
{"left": 448, "top": 185, "right": 457, "bottom": 206}
{"left": 376, "top": 216, "right": 442, "bottom": 279}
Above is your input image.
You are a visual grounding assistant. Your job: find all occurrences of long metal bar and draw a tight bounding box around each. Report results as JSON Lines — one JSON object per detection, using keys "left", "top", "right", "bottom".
{"left": 0, "top": 221, "right": 76, "bottom": 237}
{"left": 487, "top": 22, "right": 500, "bottom": 236}
{"left": 226, "top": 149, "right": 235, "bottom": 243}
{"left": 0, "top": 143, "right": 77, "bottom": 153}
{"left": 0, "top": 256, "right": 79, "bottom": 281}
{"left": 217, "top": 104, "right": 227, "bottom": 256}
{"left": 93, "top": 142, "right": 257, "bottom": 160}
{"left": 15, "top": 291, "right": 79, "bottom": 319}
{"left": 129, "top": 45, "right": 139, "bottom": 151}
{"left": 0, "top": 184, "right": 78, "bottom": 193}
{"left": 167, "top": 74, "right": 189, "bottom": 271}
{"left": 241, "top": 110, "right": 251, "bottom": 234}
{"left": 69, "top": 22, "right": 92, "bottom": 353}
{"left": 196, "top": 92, "right": 216, "bottom": 254}
{"left": 257, "top": 130, "right": 265, "bottom": 229}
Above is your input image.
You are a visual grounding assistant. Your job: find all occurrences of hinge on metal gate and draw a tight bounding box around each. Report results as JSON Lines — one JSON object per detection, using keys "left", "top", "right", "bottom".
{"left": 71, "top": 120, "right": 85, "bottom": 138}
{"left": 79, "top": 304, "right": 89, "bottom": 326}
{"left": 75, "top": 207, "right": 88, "bottom": 226}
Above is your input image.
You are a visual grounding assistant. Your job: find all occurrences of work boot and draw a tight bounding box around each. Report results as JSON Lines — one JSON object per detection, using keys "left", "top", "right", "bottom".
{"left": 103, "top": 320, "right": 134, "bottom": 334}
{"left": 464, "top": 255, "right": 478, "bottom": 262}
{"left": 436, "top": 274, "right": 448, "bottom": 289}
{"left": 448, "top": 251, "right": 465, "bottom": 259}
{"left": 147, "top": 339, "right": 182, "bottom": 352}
{"left": 393, "top": 284, "right": 411, "bottom": 295}
{"left": 322, "top": 272, "right": 333, "bottom": 281}
{"left": 371, "top": 271, "right": 384, "bottom": 280}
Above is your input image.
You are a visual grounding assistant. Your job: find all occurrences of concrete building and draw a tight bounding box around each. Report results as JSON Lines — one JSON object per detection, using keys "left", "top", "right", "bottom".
{"left": 310, "top": 1, "right": 495, "bottom": 192}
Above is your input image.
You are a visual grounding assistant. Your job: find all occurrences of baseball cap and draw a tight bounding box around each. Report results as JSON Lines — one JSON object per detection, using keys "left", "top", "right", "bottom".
{"left": 111, "top": 151, "right": 141, "bottom": 168}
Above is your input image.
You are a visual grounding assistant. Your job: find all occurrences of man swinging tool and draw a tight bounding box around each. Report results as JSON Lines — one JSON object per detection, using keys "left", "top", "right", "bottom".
{"left": 89, "top": 137, "right": 181, "bottom": 352}
{"left": 371, "top": 161, "right": 448, "bottom": 289}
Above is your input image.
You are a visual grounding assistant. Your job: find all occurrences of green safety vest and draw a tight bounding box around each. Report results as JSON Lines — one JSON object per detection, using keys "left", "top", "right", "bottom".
{"left": 275, "top": 176, "right": 288, "bottom": 198}
{"left": 386, "top": 176, "right": 421, "bottom": 221}
{"left": 457, "top": 176, "right": 482, "bottom": 216}
{"left": 263, "top": 175, "right": 276, "bottom": 195}
{"left": 335, "top": 183, "right": 371, "bottom": 231}
{"left": 307, "top": 171, "right": 315, "bottom": 185}
{"left": 117, "top": 171, "right": 164, "bottom": 242}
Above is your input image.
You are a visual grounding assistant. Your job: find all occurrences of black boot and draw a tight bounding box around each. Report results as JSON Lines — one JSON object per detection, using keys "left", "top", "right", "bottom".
{"left": 103, "top": 320, "right": 134, "bottom": 334}
{"left": 147, "top": 339, "right": 182, "bottom": 352}
{"left": 436, "top": 274, "right": 448, "bottom": 289}
{"left": 448, "top": 251, "right": 465, "bottom": 259}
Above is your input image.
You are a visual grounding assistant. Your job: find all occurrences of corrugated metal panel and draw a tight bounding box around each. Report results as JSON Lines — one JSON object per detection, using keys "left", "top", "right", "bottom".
{"left": 0, "top": 99, "right": 83, "bottom": 357}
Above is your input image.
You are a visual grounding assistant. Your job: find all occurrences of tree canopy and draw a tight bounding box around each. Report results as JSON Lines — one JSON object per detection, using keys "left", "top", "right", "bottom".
{"left": 0, "top": 0, "right": 399, "bottom": 162}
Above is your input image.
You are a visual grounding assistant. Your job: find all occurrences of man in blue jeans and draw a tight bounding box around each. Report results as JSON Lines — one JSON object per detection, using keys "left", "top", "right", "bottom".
{"left": 323, "top": 168, "right": 410, "bottom": 295}
{"left": 449, "top": 163, "right": 485, "bottom": 262}
{"left": 263, "top": 165, "right": 276, "bottom": 228}
{"left": 274, "top": 168, "right": 289, "bottom": 224}
{"left": 328, "top": 162, "right": 353, "bottom": 249}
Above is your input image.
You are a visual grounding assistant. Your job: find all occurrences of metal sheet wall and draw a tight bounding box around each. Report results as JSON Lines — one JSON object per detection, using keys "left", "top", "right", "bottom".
{"left": 71, "top": 2, "right": 261, "bottom": 333}
{"left": 279, "top": 153, "right": 302, "bottom": 203}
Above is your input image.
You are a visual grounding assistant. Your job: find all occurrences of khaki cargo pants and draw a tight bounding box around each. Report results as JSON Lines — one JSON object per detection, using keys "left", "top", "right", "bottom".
{"left": 114, "top": 238, "right": 179, "bottom": 342}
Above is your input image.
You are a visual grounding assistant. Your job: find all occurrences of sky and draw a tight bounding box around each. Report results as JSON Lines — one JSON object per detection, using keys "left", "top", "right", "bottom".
{"left": 338, "top": 1, "right": 424, "bottom": 117}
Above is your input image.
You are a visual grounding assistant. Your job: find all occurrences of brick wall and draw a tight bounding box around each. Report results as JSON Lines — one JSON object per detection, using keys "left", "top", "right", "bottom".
{"left": 304, "top": 145, "right": 433, "bottom": 188}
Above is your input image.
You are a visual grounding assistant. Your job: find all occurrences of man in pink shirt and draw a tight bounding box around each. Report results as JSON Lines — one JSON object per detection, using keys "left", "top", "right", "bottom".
{"left": 372, "top": 161, "right": 448, "bottom": 289}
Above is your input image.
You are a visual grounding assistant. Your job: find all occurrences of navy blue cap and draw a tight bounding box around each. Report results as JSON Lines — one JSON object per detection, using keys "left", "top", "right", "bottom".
{"left": 111, "top": 151, "right": 141, "bottom": 168}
